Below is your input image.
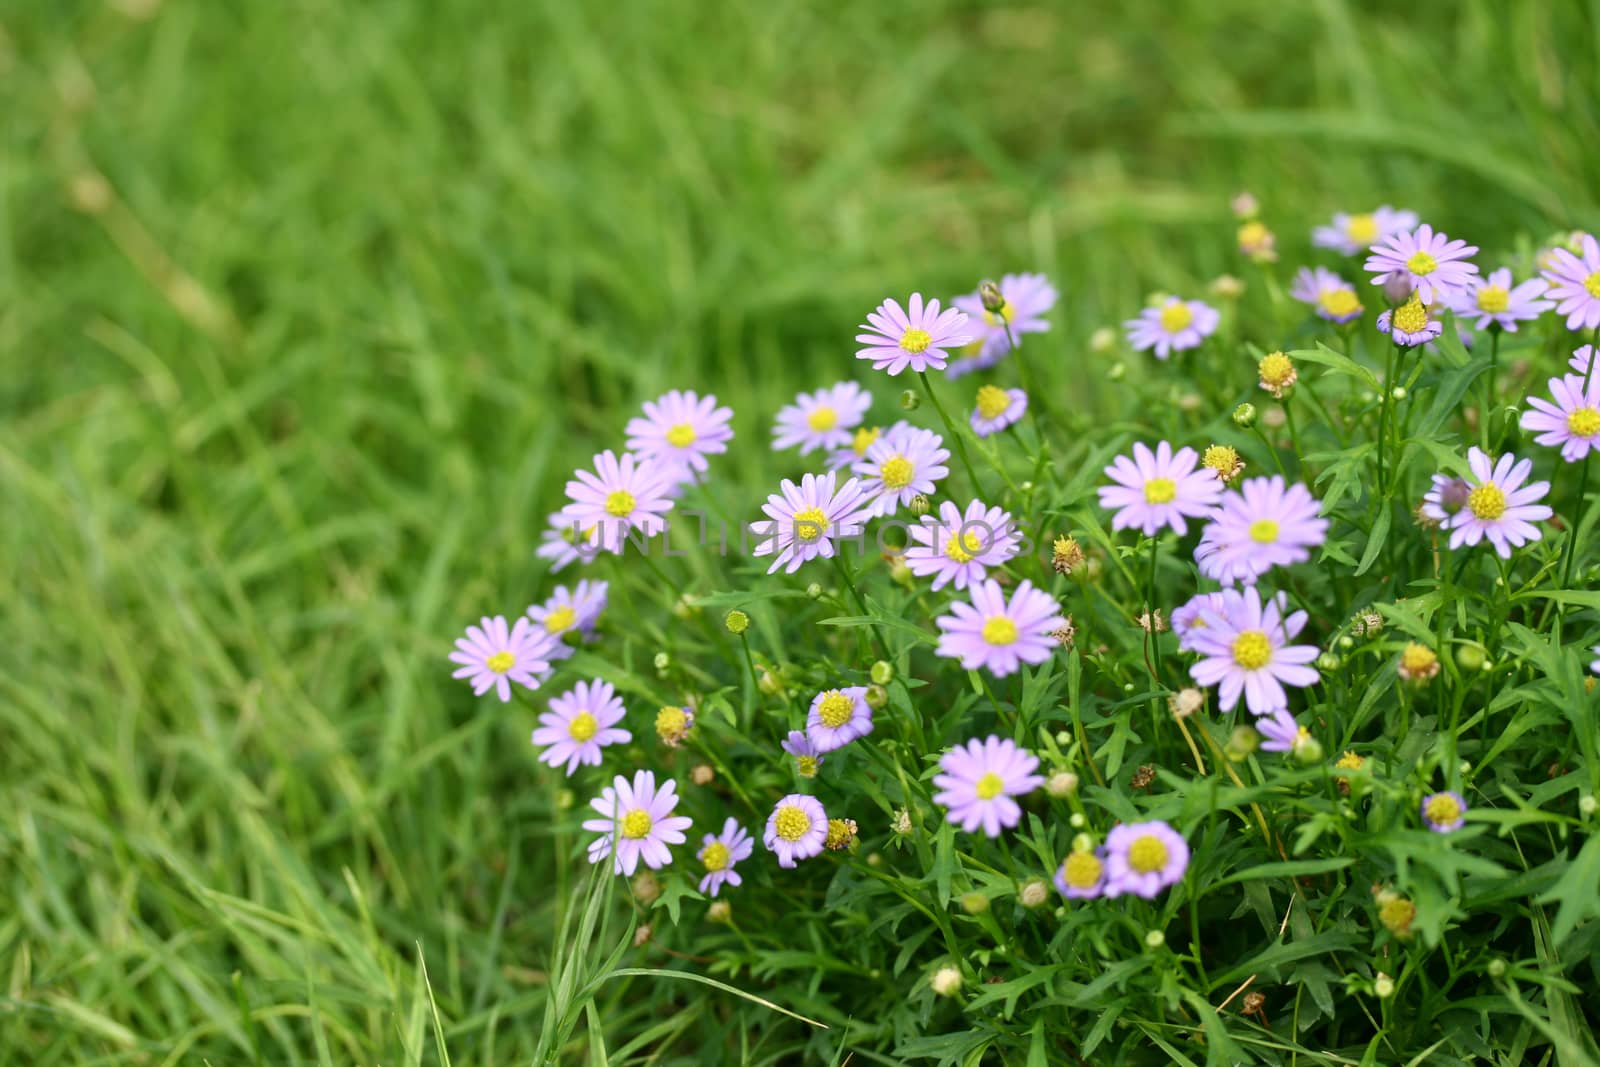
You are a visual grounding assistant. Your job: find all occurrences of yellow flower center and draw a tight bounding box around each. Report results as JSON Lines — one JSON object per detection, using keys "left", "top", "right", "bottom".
{"left": 976, "top": 385, "right": 1011, "bottom": 420}
{"left": 1474, "top": 285, "right": 1510, "bottom": 314}
{"left": 1127, "top": 834, "right": 1170, "bottom": 874}
{"left": 1249, "top": 518, "right": 1280, "bottom": 543}
{"left": 1336, "top": 751, "right": 1365, "bottom": 771}
{"left": 568, "top": 711, "right": 598, "bottom": 742}
{"left": 1346, "top": 213, "right": 1378, "bottom": 244}
{"left": 1202, "top": 445, "right": 1240, "bottom": 474}
{"left": 974, "top": 771, "right": 1005, "bottom": 800}
{"left": 543, "top": 605, "right": 577, "bottom": 633}
{"left": 796, "top": 755, "right": 819, "bottom": 778}
{"left": 981, "top": 300, "right": 1014, "bottom": 326}
{"left": 604, "top": 490, "right": 636, "bottom": 517}
{"left": 792, "top": 505, "right": 828, "bottom": 542}
{"left": 1061, "top": 850, "right": 1103, "bottom": 889}
{"left": 773, "top": 804, "right": 811, "bottom": 842}
{"left": 1318, "top": 288, "right": 1362, "bottom": 318}
{"left": 1424, "top": 794, "right": 1462, "bottom": 826}
{"left": 1400, "top": 644, "right": 1437, "bottom": 675}
{"left": 620, "top": 810, "right": 652, "bottom": 840}
{"left": 816, "top": 691, "right": 855, "bottom": 729}
{"left": 899, "top": 328, "right": 933, "bottom": 353}
{"left": 486, "top": 651, "right": 515, "bottom": 674}
{"left": 879, "top": 455, "right": 915, "bottom": 489}
{"left": 1568, "top": 407, "right": 1600, "bottom": 437}
{"left": 944, "top": 530, "right": 983, "bottom": 564}
{"left": 1586, "top": 272, "right": 1600, "bottom": 299}
{"left": 1405, "top": 250, "right": 1438, "bottom": 276}
{"left": 665, "top": 423, "right": 696, "bottom": 448}
{"left": 701, "top": 842, "right": 730, "bottom": 871}
{"left": 655, "top": 706, "right": 688, "bottom": 737}
{"left": 1231, "top": 630, "right": 1272, "bottom": 670}
{"left": 982, "top": 616, "right": 1018, "bottom": 646}
{"left": 1259, "top": 352, "right": 1295, "bottom": 387}
{"left": 1392, "top": 294, "right": 1429, "bottom": 335}
{"left": 852, "top": 426, "right": 881, "bottom": 455}
{"left": 1143, "top": 477, "right": 1177, "bottom": 504}
{"left": 1237, "top": 220, "right": 1270, "bottom": 250}
{"left": 1468, "top": 484, "right": 1506, "bottom": 520}
{"left": 807, "top": 406, "right": 837, "bottom": 432}
{"left": 1158, "top": 302, "right": 1193, "bottom": 333}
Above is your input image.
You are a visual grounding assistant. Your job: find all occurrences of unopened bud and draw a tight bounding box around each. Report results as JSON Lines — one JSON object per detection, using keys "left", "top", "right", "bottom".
{"left": 865, "top": 683, "right": 889, "bottom": 709}
{"left": 960, "top": 891, "right": 990, "bottom": 915}
{"left": 930, "top": 965, "right": 963, "bottom": 997}
{"left": 1581, "top": 794, "right": 1598, "bottom": 817}
{"left": 870, "top": 660, "right": 894, "bottom": 685}
{"left": 707, "top": 900, "right": 732, "bottom": 923}
{"left": 1018, "top": 879, "right": 1050, "bottom": 908}
{"left": 900, "top": 389, "right": 921, "bottom": 411}
{"left": 908, "top": 494, "right": 930, "bottom": 516}
{"left": 979, "top": 280, "right": 1006, "bottom": 314}
{"left": 1454, "top": 643, "right": 1485, "bottom": 672}
{"left": 805, "top": 582, "right": 823, "bottom": 599}
{"left": 691, "top": 763, "right": 714, "bottom": 786}
{"left": 1107, "top": 361, "right": 1127, "bottom": 381}
{"left": 631, "top": 870, "right": 661, "bottom": 905}
{"left": 1373, "top": 974, "right": 1395, "bottom": 999}
{"left": 1090, "top": 327, "right": 1116, "bottom": 354}
{"left": 1487, "top": 958, "right": 1507, "bottom": 978}
{"left": 1145, "top": 930, "right": 1166, "bottom": 949}
{"left": 1233, "top": 403, "right": 1257, "bottom": 428}
{"left": 1046, "top": 771, "right": 1079, "bottom": 798}
{"left": 724, "top": 609, "right": 749, "bottom": 635}
{"left": 653, "top": 652, "right": 670, "bottom": 670}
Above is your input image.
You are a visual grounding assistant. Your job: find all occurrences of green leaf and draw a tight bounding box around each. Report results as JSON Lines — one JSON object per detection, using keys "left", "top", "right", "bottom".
{"left": 1535, "top": 834, "right": 1600, "bottom": 943}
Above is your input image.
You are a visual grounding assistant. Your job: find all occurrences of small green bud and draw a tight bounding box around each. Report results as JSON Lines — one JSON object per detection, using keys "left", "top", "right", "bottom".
{"left": 1315, "top": 651, "right": 1340, "bottom": 672}
{"left": 1106, "top": 361, "right": 1127, "bottom": 381}
{"left": 870, "top": 660, "right": 894, "bottom": 685}
{"left": 1068, "top": 812, "right": 1086, "bottom": 829}
{"left": 960, "top": 891, "right": 990, "bottom": 915}
{"left": 1373, "top": 974, "right": 1395, "bottom": 999}
{"left": 1580, "top": 794, "right": 1597, "bottom": 817}
{"left": 653, "top": 652, "right": 670, "bottom": 670}
{"left": 805, "top": 582, "right": 823, "bottom": 599}
{"left": 1392, "top": 386, "right": 1407, "bottom": 401}
{"left": 1071, "top": 832, "right": 1094, "bottom": 853}
{"left": 1233, "top": 403, "right": 1257, "bottom": 428}
{"left": 1454, "top": 643, "right": 1485, "bottom": 672}
{"left": 909, "top": 494, "right": 930, "bottom": 515}
{"left": 723, "top": 609, "right": 749, "bottom": 635}
{"left": 900, "top": 389, "right": 920, "bottom": 411}
{"left": 757, "top": 666, "right": 783, "bottom": 696}
{"left": 1293, "top": 735, "right": 1324, "bottom": 765}
{"left": 1487, "top": 958, "right": 1507, "bottom": 978}
{"left": 979, "top": 280, "right": 1006, "bottom": 313}
{"left": 1054, "top": 730, "right": 1073, "bottom": 746}
{"left": 1227, "top": 725, "right": 1259, "bottom": 761}
{"left": 865, "top": 684, "right": 889, "bottom": 709}
{"left": 1145, "top": 930, "right": 1165, "bottom": 949}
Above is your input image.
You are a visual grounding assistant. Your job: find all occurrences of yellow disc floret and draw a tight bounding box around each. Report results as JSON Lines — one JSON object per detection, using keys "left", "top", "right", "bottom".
{"left": 1568, "top": 407, "right": 1600, "bottom": 437}
{"left": 1249, "top": 519, "right": 1280, "bottom": 544}
{"left": 880, "top": 455, "right": 915, "bottom": 489}
{"left": 807, "top": 406, "right": 837, "bottom": 432}
{"left": 1425, "top": 793, "right": 1463, "bottom": 826}
{"left": 792, "top": 505, "right": 828, "bottom": 542}
{"left": 665, "top": 423, "right": 696, "bottom": 448}
{"left": 1405, "top": 250, "right": 1438, "bottom": 276}
{"left": 1232, "top": 630, "right": 1272, "bottom": 670}
{"left": 773, "top": 804, "right": 811, "bottom": 842}
{"left": 655, "top": 705, "right": 689, "bottom": 738}
{"left": 1319, "top": 288, "right": 1362, "bottom": 319}
{"left": 816, "top": 691, "right": 855, "bottom": 729}
{"left": 543, "top": 605, "right": 577, "bottom": 633}
{"left": 1060, "top": 850, "right": 1103, "bottom": 889}
{"left": 1392, "top": 293, "right": 1430, "bottom": 335}
{"left": 1468, "top": 484, "right": 1506, "bottom": 520}
{"left": 486, "top": 651, "right": 515, "bottom": 674}
{"left": 981, "top": 301, "right": 1014, "bottom": 327}
{"left": 1258, "top": 352, "right": 1295, "bottom": 388}
{"left": 1127, "top": 834, "right": 1170, "bottom": 874}
{"left": 976, "top": 385, "right": 1011, "bottom": 420}
{"left": 701, "top": 842, "right": 730, "bottom": 871}
{"left": 852, "top": 426, "right": 881, "bottom": 455}
{"left": 974, "top": 771, "right": 1005, "bottom": 800}
{"left": 1586, "top": 272, "right": 1600, "bottom": 299}
{"left": 568, "top": 712, "right": 598, "bottom": 742}
{"left": 1345, "top": 213, "right": 1378, "bottom": 244}
{"left": 899, "top": 328, "right": 933, "bottom": 353}
{"left": 620, "top": 809, "right": 653, "bottom": 840}
{"left": 945, "top": 530, "right": 983, "bottom": 563}
{"left": 1159, "top": 302, "right": 1193, "bottom": 333}
{"left": 1474, "top": 286, "right": 1510, "bottom": 314}
{"left": 1143, "top": 477, "right": 1177, "bottom": 504}
{"left": 982, "top": 616, "right": 1018, "bottom": 646}
{"left": 604, "top": 490, "right": 636, "bottom": 518}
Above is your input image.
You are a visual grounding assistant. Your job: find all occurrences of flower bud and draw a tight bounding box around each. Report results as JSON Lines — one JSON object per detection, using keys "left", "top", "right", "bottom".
{"left": 1226, "top": 725, "right": 1259, "bottom": 761}
{"left": 1315, "top": 652, "right": 1340, "bottom": 672}
{"left": 757, "top": 666, "right": 784, "bottom": 696}
{"left": 908, "top": 494, "right": 930, "bottom": 516}
{"left": 870, "top": 660, "right": 894, "bottom": 685}
{"left": 899, "top": 389, "right": 920, "bottom": 411}
{"left": 1145, "top": 930, "right": 1166, "bottom": 949}
{"left": 708, "top": 900, "right": 732, "bottom": 923}
{"left": 1045, "top": 771, "right": 1079, "bottom": 798}
{"left": 631, "top": 870, "right": 661, "bottom": 905}
{"left": 691, "top": 763, "right": 714, "bottom": 786}
{"left": 1068, "top": 812, "right": 1086, "bottom": 829}
{"left": 1373, "top": 974, "right": 1395, "bottom": 999}
{"left": 979, "top": 280, "right": 1006, "bottom": 314}
{"left": 930, "top": 965, "right": 963, "bottom": 997}
{"left": 1233, "top": 403, "right": 1257, "bottom": 428}
{"left": 723, "top": 609, "right": 749, "bottom": 635}
{"left": 1106, "top": 361, "right": 1127, "bottom": 381}
{"left": 960, "top": 891, "right": 990, "bottom": 915}
{"left": 1392, "top": 386, "right": 1407, "bottom": 401}
{"left": 1019, "top": 879, "right": 1050, "bottom": 908}
{"left": 1292, "top": 734, "right": 1324, "bottom": 764}
{"left": 1454, "top": 643, "right": 1486, "bottom": 672}
{"left": 1487, "top": 958, "right": 1507, "bottom": 978}
{"left": 1581, "top": 794, "right": 1598, "bottom": 817}
{"left": 1090, "top": 327, "right": 1116, "bottom": 354}
{"left": 653, "top": 652, "right": 670, "bottom": 671}
{"left": 1071, "top": 832, "right": 1094, "bottom": 854}
{"left": 865, "top": 683, "right": 889, "bottom": 709}
{"left": 805, "top": 582, "right": 823, "bottom": 599}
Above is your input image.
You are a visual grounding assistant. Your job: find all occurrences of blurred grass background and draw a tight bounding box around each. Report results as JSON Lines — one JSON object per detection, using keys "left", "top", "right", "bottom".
{"left": 3, "top": 0, "right": 1599, "bottom": 1061}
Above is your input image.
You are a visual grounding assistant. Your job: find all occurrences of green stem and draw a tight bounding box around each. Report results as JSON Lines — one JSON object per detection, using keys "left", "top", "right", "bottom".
{"left": 830, "top": 550, "right": 890, "bottom": 662}
{"left": 1480, "top": 327, "right": 1501, "bottom": 451}
{"left": 917, "top": 369, "right": 985, "bottom": 494}
{"left": 1376, "top": 342, "right": 1401, "bottom": 498}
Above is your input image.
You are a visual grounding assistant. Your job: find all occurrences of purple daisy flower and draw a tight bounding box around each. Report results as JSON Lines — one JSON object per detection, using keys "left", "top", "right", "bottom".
{"left": 1443, "top": 448, "right": 1552, "bottom": 557}
{"left": 824, "top": 424, "right": 886, "bottom": 472}
{"left": 1447, "top": 268, "right": 1552, "bottom": 332}
{"left": 696, "top": 817, "right": 754, "bottom": 897}
{"left": 1375, "top": 292, "right": 1443, "bottom": 347}
{"left": 1102, "top": 821, "right": 1190, "bottom": 899}
{"left": 1289, "top": 266, "right": 1364, "bottom": 323}
{"left": 856, "top": 293, "right": 972, "bottom": 376}
{"left": 1172, "top": 591, "right": 1228, "bottom": 653}
{"left": 781, "top": 730, "right": 823, "bottom": 778}
{"left": 625, "top": 389, "right": 734, "bottom": 484}
{"left": 1124, "top": 297, "right": 1220, "bottom": 360}
{"left": 449, "top": 615, "right": 556, "bottom": 702}
{"left": 1312, "top": 206, "right": 1418, "bottom": 256}
{"left": 947, "top": 272, "right": 1058, "bottom": 377}
{"left": 935, "top": 578, "right": 1065, "bottom": 677}
{"left": 970, "top": 386, "right": 1027, "bottom": 437}
{"left": 764, "top": 794, "right": 828, "bottom": 868}
{"left": 1195, "top": 476, "right": 1328, "bottom": 585}
{"left": 528, "top": 580, "right": 609, "bottom": 649}
{"left": 805, "top": 686, "right": 874, "bottom": 753}
{"left": 1522, "top": 375, "right": 1600, "bottom": 462}
{"left": 772, "top": 382, "right": 872, "bottom": 455}
{"left": 582, "top": 770, "right": 693, "bottom": 876}
{"left": 853, "top": 424, "right": 950, "bottom": 517}
{"left": 932, "top": 736, "right": 1044, "bottom": 837}
{"left": 1363, "top": 224, "right": 1479, "bottom": 304}
{"left": 1256, "top": 707, "right": 1303, "bottom": 754}
{"left": 1098, "top": 441, "right": 1224, "bottom": 537}
{"left": 752, "top": 471, "right": 874, "bottom": 574}
{"left": 1540, "top": 233, "right": 1600, "bottom": 331}
{"left": 905, "top": 499, "right": 1021, "bottom": 591}
{"left": 1187, "top": 586, "right": 1320, "bottom": 715}
{"left": 532, "top": 679, "right": 631, "bottom": 776}
{"left": 1053, "top": 847, "right": 1107, "bottom": 900}
{"left": 536, "top": 511, "right": 601, "bottom": 572}
{"left": 1421, "top": 791, "right": 1467, "bottom": 833}
{"left": 562, "top": 451, "right": 674, "bottom": 554}
{"left": 1421, "top": 474, "right": 1472, "bottom": 525}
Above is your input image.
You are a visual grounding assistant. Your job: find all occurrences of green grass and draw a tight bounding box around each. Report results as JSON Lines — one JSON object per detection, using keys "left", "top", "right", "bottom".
{"left": 4, "top": 1, "right": 1600, "bottom": 1062}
